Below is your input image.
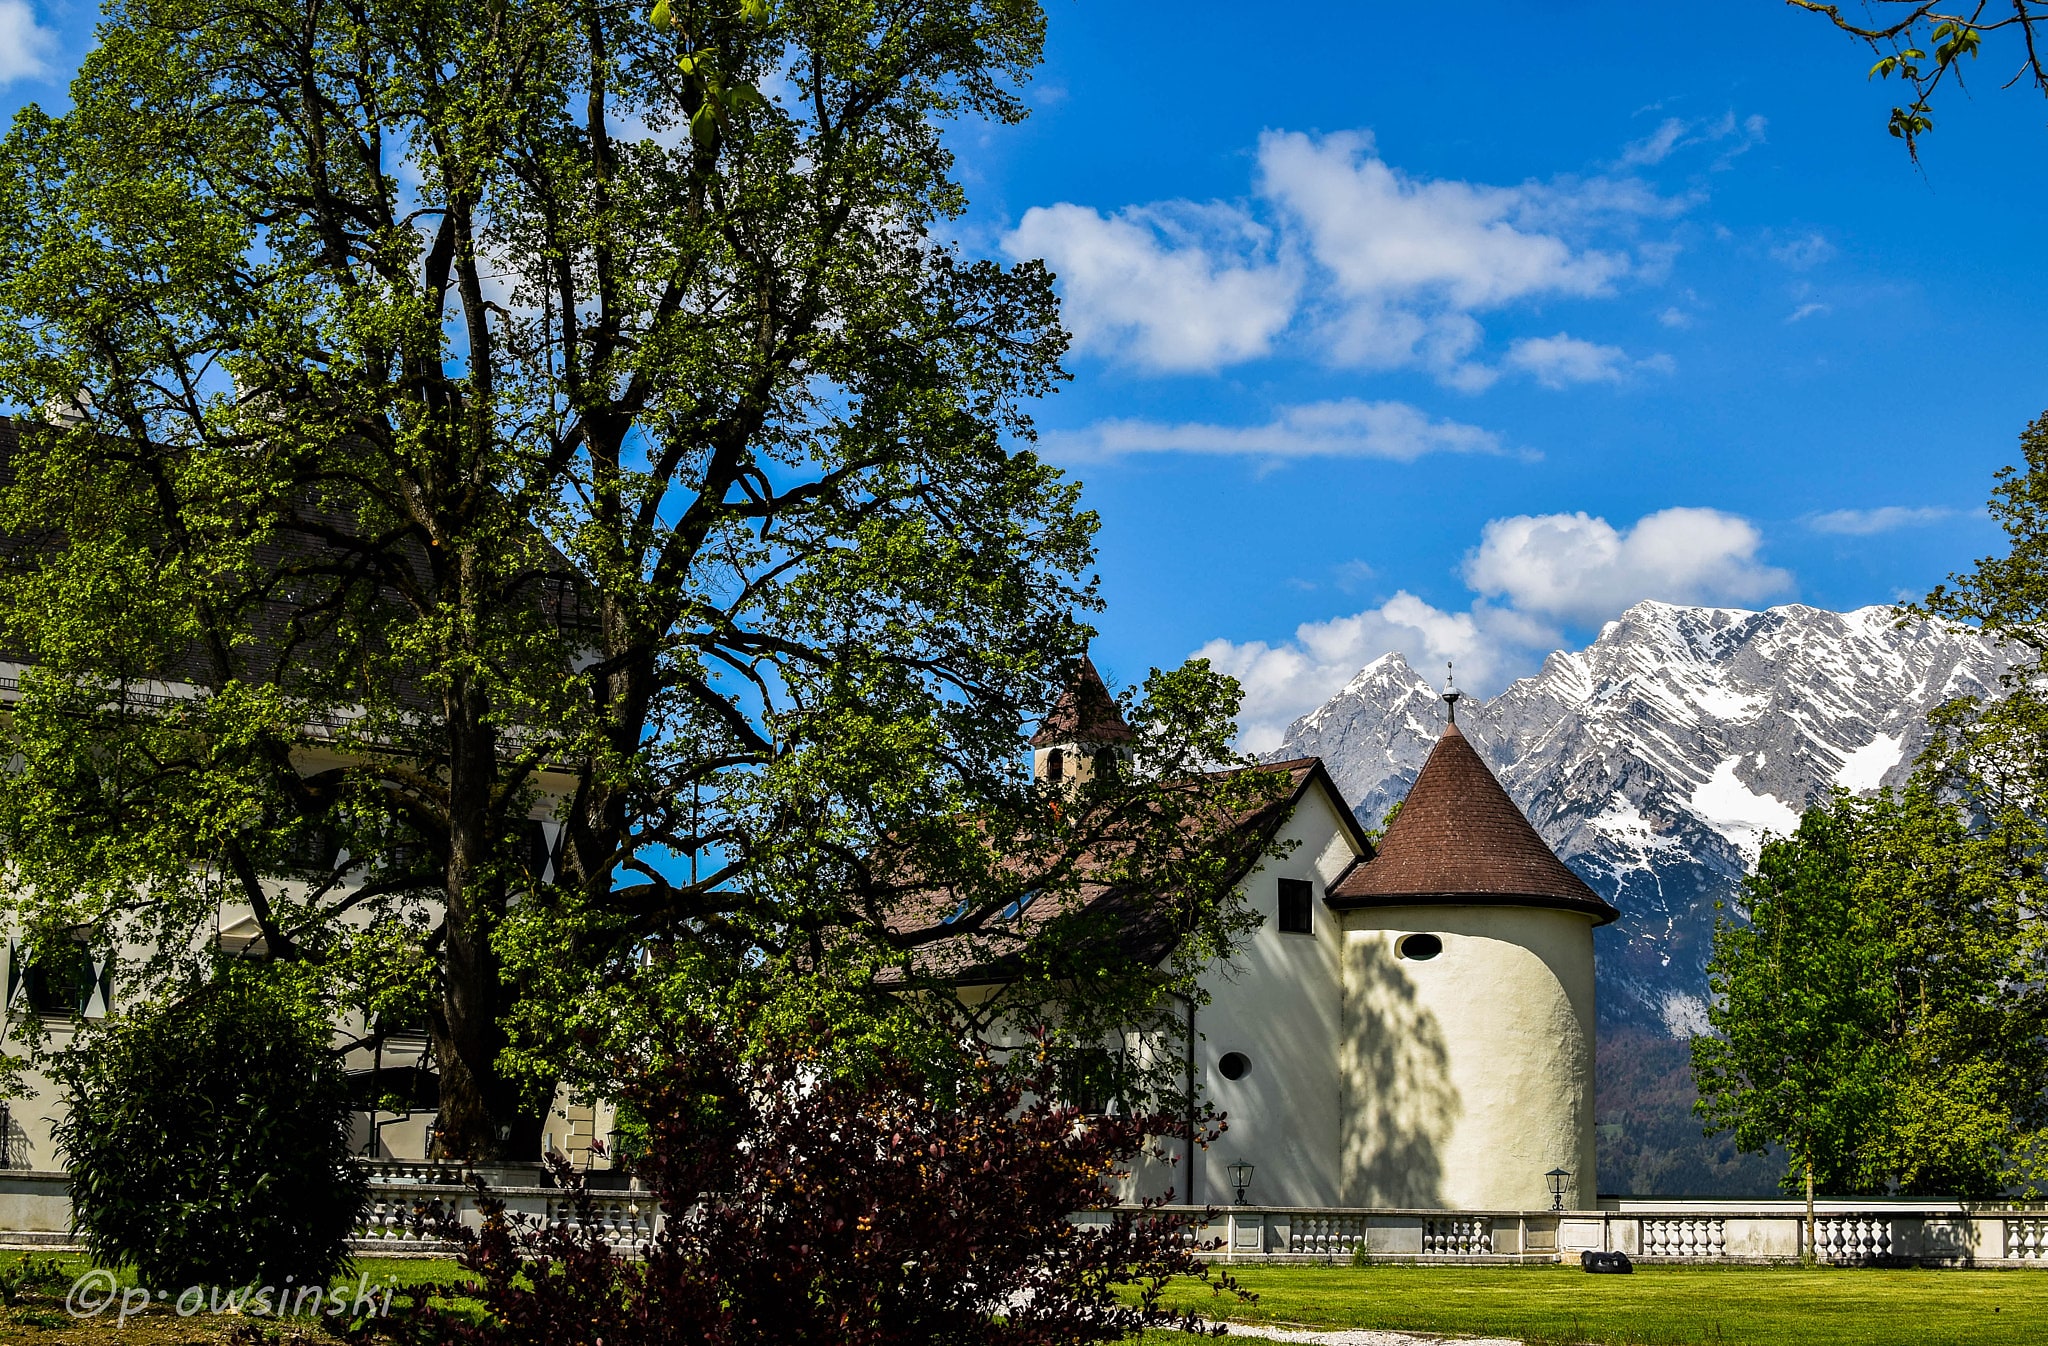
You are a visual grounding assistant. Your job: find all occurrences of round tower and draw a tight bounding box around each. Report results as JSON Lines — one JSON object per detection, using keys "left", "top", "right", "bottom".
{"left": 1325, "top": 690, "right": 1617, "bottom": 1212}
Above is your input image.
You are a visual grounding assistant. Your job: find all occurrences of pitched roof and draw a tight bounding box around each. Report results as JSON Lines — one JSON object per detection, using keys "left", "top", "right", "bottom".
{"left": 1327, "top": 720, "right": 1618, "bottom": 926}
{"left": 1030, "top": 654, "right": 1136, "bottom": 747}
{"left": 880, "top": 757, "right": 1373, "bottom": 983}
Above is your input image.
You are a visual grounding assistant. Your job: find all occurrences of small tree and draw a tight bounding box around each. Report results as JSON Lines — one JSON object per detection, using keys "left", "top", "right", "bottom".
{"left": 1694, "top": 787, "right": 2048, "bottom": 1245}
{"left": 397, "top": 1001, "right": 1241, "bottom": 1345}
{"left": 55, "top": 965, "right": 367, "bottom": 1289}
{"left": 1693, "top": 801, "right": 1897, "bottom": 1253}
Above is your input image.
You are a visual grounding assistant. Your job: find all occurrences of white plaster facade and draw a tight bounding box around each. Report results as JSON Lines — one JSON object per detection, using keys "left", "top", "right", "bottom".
{"left": 1052, "top": 709, "right": 1608, "bottom": 1214}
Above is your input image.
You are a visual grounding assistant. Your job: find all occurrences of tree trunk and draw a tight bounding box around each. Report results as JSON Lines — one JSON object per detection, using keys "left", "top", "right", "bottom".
{"left": 428, "top": 670, "right": 541, "bottom": 1163}
{"left": 432, "top": 905, "right": 513, "bottom": 1161}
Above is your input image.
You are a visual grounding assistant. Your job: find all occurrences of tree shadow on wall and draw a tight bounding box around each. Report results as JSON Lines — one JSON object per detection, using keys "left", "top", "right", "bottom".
{"left": 1341, "top": 940, "right": 1456, "bottom": 1207}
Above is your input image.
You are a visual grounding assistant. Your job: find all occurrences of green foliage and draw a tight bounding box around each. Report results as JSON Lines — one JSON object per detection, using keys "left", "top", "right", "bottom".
{"left": 1792, "top": 1, "right": 2040, "bottom": 160}
{"left": 54, "top": 964, "right": 368, "bottom": 1289}
{"left": 0, "top": 0, "right": 1273, "bottom": 1155}
{"left": 1693, "top": 787, "right": 2048, "bottom": 1196}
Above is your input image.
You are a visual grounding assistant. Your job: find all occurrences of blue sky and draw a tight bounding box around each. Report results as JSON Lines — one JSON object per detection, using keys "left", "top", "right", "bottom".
{"left": 7, "top": 1, "right": 2046, "bottom": 748}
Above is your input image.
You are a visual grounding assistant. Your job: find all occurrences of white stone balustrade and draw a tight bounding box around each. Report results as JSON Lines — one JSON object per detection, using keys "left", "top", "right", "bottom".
{"left": 1641, "top": 1217, "right": 1726, "bottom": 1258}
{"left": 1816, "top": 1216, "right": 1894, "bottom": 1263}
{"left": 1287, "top": 1215, "right": 1366, "bottom": 1255}
{"left": 4, "top": 1174, "right": 2048, "bottom": 1269}
{"left": 1422, "top": 1217, "right": 1493, "bottom": 1255}
{"left": 545, "top": 1193, "right": 655, "bottom": 1249}
{"left": 2005, "top": 1217, "right": 2048, "bottom": 1259}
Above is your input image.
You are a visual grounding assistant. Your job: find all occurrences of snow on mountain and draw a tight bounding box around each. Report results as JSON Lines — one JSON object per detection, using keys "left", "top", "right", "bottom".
{"left": 1270, "top": 600, "right": 2012, "bottom": 1035}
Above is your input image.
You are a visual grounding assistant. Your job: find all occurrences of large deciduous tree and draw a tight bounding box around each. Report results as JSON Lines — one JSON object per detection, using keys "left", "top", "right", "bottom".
{"left": 0, "top": 0, "right": 1275, "bottom": 1159}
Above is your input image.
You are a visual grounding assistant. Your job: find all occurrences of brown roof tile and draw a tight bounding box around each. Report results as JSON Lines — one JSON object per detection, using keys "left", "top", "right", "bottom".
{"left": 1327, "top": 720, "right": 1617, "bottom": 925}
{"left": 880, "top": 757, "right": 1373, "bottom": 983}
{"left": 1030, "top": 654, "right": 1136, "bottom": 747}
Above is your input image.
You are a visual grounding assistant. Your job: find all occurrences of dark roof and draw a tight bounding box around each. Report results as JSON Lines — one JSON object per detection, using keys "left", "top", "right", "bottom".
{"left": 1030, "top": 654, "right": 1135, "bottom": 747}
{"left": 0, "top": 416, "right": 595, "bottom": 715}
{"left": 1326, "top": 720, "right": 1618, "bottom": 926}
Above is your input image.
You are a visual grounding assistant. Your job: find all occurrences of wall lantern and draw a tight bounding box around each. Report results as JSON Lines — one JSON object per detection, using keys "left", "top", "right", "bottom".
{"left": 1546, "top": 1166, "right": 1572, "bottom": 1212}
{"left": 1227, "top": 1160, "right": 1255, "bottom": 1207}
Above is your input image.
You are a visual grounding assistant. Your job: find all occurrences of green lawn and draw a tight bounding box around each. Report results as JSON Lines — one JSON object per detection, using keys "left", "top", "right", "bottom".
{"left": 1151, "top": 1262, "right": 2048, "bottom": 1345}
{"left": 0, "top": 1252, "right": 469, "bottom": 1342}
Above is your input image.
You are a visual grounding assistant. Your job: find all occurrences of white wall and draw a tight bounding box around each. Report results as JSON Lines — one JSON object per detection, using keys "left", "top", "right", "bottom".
{"left": 1178, "top": 781, "right": 1363, "bottom": 1209}
{"left": 1339, "top": 904, "right": 1596, "bottom": 1210}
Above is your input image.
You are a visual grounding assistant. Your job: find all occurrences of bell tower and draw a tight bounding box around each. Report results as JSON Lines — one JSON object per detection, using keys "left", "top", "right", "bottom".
{"left": 1031, "top": 653, "right": 1136, "bottom": 786}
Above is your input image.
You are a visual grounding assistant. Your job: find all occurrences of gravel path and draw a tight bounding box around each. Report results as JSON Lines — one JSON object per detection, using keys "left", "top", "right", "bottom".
{"left": 1206, "top": 1323, "right": 1519, "bottom": 1346}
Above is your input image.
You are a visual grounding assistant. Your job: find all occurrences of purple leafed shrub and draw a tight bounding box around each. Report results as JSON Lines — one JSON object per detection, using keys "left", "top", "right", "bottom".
{"left": 390, "top": 1019, "right": 1244, "bottom": 1344}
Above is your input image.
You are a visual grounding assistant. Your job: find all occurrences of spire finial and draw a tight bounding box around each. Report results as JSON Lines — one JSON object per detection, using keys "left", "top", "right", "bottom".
{"left": 1443, "top": 661, "right": 1462, "bottom": 725}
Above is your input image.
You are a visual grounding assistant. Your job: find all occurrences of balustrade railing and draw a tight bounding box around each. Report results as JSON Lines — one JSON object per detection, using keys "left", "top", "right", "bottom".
{"left": 359, "top": 1159, "right": 478, "bottom": 1187}
{"left": 1422, "top": 1216, "right": 1492, "bottom": 1255}
{"left": 1816, "top": 1216, "right": 1894, "bottom": 1263}
{"left": 547, "top": 1194, "right": 656, "bottom": 1249}
{"left": 2006, "top": 1218, "right": 2048, "bottom": 1259}
{"left": 1287, "top": 1215, "right": 1365, "bottom": 1256}
{"left": 1640, "top": 1217, "right": 1726, "bottom": 1258}
{"left": 353, "top": 1191, "right": 468, "bottom": 1244}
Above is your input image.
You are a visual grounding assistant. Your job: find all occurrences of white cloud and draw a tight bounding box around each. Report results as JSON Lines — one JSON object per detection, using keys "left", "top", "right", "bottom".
{"left": 1199, "top": 505, "right": 1794, "bottom": 749}
{"left": 1787, "top": 302, "right": 1830, "bottom": 323}
{"left": 1258, "top": 130, "right": 1635, "bottom": 380}
{"left": 1003, "top": 201, "right": 1298, "bottom": 372}
{"left": 1463, "top": 507, "right": 1792, "bottom": 625}
{"left": 0, "top": 0, "right": 55, "bottom": 84}
{"left": 1657, "top": 306, "right": 1693, "bottom": 329}
{"left": 1770, "top": 231, "right": 1835, "bottom": 269}
{"left": 1038, "top": 399, "right": 1501, "bottom": 462}
{"left": 1259, "top": 131, "right": 1629, "bottom": 309}
{"left": 1619, "top": 118, "right": 1691, "bottom": 169}
{"left": 1004, "top": 127, "right": 1685, "bottom": 383}
{"left": 1195, "top": 593, "right": 1550, "bottom": 752}
{"left": 1808, "top": 505, "right": 1953, "bottom": 535}
{"left": 1618, "top": 112, "right": 1767, "bottom": 169}
{"left": 1505, "top": 333, "right": 1629, "bottom": 387}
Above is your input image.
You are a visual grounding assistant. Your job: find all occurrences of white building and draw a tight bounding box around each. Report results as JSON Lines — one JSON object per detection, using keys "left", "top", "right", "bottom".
{"left": 1030, "top": 662, "right": 1617, "bottom": 1212}
{"left": 0, "top": 617, "right": 1611, "bottom": 1211}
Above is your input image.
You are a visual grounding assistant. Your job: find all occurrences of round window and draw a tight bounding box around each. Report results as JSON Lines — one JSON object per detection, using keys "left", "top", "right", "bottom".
{"left": 1218, "top": 1051, "right": 1251, "bottom": 1081}
{"left": 1398, "top": 933, "right": 1444, "bottom": 961}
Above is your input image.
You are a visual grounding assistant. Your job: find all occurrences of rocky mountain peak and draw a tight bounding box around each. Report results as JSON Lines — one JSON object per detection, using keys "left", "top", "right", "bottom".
{"left": 1268, "top": 601, "right": 2011, "bottom": 1033}
{"left": 1263, "top": 600, "right": 2010, "bottom": 1196}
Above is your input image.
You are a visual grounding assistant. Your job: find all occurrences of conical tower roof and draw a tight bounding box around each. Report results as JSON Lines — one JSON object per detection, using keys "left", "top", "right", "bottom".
{"left": 1030, "top": 654, "right": 1136, "bottom": 747}
{"left": 1328, "top": 718, "right": 1617, "bottom": 925}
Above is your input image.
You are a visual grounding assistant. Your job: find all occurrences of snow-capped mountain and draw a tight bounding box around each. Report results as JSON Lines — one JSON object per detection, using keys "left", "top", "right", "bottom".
{"left": 1273, "top": 601, "right": 2012, "bottom": 1037}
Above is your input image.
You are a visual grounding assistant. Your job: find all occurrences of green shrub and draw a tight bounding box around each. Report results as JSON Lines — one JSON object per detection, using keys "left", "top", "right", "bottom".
{"left": 54, "top": 965, "right": 367, "bottom": 1289}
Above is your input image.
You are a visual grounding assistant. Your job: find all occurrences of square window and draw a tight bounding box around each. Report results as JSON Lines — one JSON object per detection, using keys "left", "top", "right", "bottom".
{"left": 1277, "top": 877, "right": 1314, "bottom": 934}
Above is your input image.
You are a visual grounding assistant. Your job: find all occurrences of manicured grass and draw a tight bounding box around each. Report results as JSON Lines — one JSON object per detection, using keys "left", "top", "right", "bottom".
{"left": 0, "top": 1251, "right": 468, "bottom": 1343}
{"left": 1152, "top": 1262, "right": 2048, "bottom": 1345}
